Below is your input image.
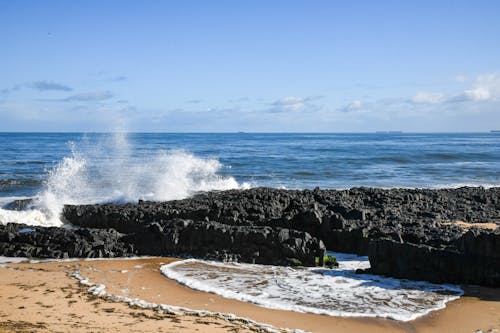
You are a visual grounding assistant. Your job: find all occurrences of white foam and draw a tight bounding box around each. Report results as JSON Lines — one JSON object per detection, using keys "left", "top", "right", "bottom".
{"left": 160, "top": 252, "right": 463, "bottom": 322}
{"left": 0, "top": 133, "right": 248, "bottom": 227}
{"left": 0, "top": 208, "right": 53, "bottom": 226}
{"left": 430, "top": 183, "right": 499, "bottom": 189}
{"left": 70, "top": 269, "right": 301, "bottom": 333}
{"left": 0, "top": 256, "right": 29, "bottom": 264}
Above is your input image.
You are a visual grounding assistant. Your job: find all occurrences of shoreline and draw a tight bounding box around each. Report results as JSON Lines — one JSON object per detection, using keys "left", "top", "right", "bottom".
{"left": 1, "top": 257, "right": 498, "bottom": 333}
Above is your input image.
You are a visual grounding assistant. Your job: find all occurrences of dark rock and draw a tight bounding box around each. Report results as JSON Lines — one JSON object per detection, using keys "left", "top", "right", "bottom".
{"left": 367, "top": 230, "right": 500, "bottom": 286}
{"left": 59, "top": 186, "right": 500, "bottom": 284}
{"left": 2, "top": 186, "right": 499, "bottom": 284}
{"left": 0, "top": 223, "right": 136, "bottom": 259}
{"left": 0, "top": 218, "right": 325, "bottom": 267}
{"left": 2, "top": 198, "right": 37, "bottom": 211}
{"left": 123, "top": 218, "right": 324, "bottom": 266}
{"left": 63, "top": 187, "right": 499, "bottom": 255}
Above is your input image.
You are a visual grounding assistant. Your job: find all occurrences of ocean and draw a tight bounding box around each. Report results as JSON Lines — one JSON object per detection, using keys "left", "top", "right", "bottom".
{"left": 0, "top": 132, "right": 496, "bottom": 321}
{"left": 2, "top": 132, "right": 499, "bottom": 196}
{"left": 1, "top": 132, "right": 499, "bottom": 226}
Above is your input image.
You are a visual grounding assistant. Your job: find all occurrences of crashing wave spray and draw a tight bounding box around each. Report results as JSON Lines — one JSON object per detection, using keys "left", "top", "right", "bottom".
{"left": 0, "top": 133, "right": 247, "bottom": 227}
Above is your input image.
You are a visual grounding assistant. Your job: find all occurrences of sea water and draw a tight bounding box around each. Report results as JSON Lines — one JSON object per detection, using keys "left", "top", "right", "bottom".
{"left": 1, "top": 132, "right": 499, "bottom": 226}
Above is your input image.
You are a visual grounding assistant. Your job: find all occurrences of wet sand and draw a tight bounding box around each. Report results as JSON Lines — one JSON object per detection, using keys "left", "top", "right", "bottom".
{"left": 0, "top": 259, "right": 259, "bottom": 333}
{"left": 0, "top": 258, "right": 499, "bottom": 333}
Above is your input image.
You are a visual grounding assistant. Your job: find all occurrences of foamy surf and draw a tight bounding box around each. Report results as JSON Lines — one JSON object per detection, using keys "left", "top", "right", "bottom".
{"left": 0, "top": 208, "right": 55, "bottom": 227}
{"left": 0, "top": 133, "right": 248, "bottom": 227}
{"left": 160, "top": 252, "right": 463, "bottom": 322}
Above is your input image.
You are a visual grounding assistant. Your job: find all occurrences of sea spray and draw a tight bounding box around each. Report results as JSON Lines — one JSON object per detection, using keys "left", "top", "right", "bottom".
{"left": 0, "top": 133, "right": 247, "bottom": 227}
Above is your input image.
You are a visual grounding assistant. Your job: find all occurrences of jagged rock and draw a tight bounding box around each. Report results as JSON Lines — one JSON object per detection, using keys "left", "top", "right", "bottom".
{"left": 367, "top": 229, "right": 500, "bottom": 286}
{"left": 63, "top": 186, "right": 499, "bottom": 254}
{"left": 0, "top": 223, "right": 136, "bottom": 258}
{"left": 122, "top": 218, "right": 325, "bottom": 266}
{"left": 2, "top": 186, "right": 499, "bottom": 284}
{"left": 2, "top": 198, "right": 37, "bottom": 211}
{"left": 0, "top": 218, "right": 325, "bottom": 266}
{"left": 62, "top": 187, "right": 499, "bottom": 285}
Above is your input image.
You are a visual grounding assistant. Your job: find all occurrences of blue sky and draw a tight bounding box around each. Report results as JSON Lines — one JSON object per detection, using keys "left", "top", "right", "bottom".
{"left": 1, "top": 1, "right": 499, "bottom": 132}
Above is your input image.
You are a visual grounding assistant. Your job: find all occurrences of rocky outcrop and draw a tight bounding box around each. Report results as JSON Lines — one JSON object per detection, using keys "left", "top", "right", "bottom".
{"left": 367, "top": 228, "right": 500, "bottom": 286}
{"left": 63, "top": 186, "right": 499, "bottom": 255}
{"left": 61, "top": 186, "right": 499, "bottom": 286}
{"left": 122, "top": 219, "right": 325, "bottom": 266}
{"left": 2, "top": 187, "right": 499, "bottom": 284}
{"left": 0, "top": 219, "right": 325, "bottom": 266}
{"left": 0, "top": 223, "right": 136, "bottom": 258}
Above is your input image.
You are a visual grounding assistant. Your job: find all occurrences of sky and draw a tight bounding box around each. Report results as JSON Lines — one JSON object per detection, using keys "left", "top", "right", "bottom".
{"left": 1, "top": 0, "right": 499, "bottom": 132}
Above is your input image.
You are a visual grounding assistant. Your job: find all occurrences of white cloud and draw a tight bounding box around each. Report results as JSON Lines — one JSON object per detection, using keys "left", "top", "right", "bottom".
{"left": 272, "top": 96, "right": 306, "bottom": 111}
{"left": 64, "top": 91, "right": 113, "bottom": 102}
{"left": 454, "top": 75, "right": 468, "bottom": 83}
{"left": 461, "top": 87, "right": 491, "bottom": 101}
{"left": 411, "top": 92, "right": 445, "bottom": 104}
{"left": 453, "top": 73, "right": 500, "bottom": 102}
{"left": 471, "top": 73, "right": 500, "bottom": 100}
{"left": 341, "top": 100, "right": 364, "bottom": 112}
{"left": 268, "top": 96, "right": 322, "bottom": 113}
{"left": 407, "top": 73, "right": 500, "bottom": 105}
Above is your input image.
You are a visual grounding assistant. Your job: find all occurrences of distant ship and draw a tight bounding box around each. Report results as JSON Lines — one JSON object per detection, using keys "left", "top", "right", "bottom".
{"left": 375, "top": 131, "right": 403, "bottom": 134}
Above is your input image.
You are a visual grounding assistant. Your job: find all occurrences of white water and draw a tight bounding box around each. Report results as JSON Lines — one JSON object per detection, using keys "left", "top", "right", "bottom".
{"left": 160, "top": 252, "right": 463, "bottom": 322}
{"left": 0, "top": 133, "right": 248, "bottom": 227}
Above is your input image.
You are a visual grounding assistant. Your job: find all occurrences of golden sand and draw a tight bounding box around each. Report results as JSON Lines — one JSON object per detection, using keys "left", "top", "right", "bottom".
{"left": 441, "top": 220, "right": 498, "bottom": 230}
{"left": 0, "top": 258, "right": 498, "bottom": 333}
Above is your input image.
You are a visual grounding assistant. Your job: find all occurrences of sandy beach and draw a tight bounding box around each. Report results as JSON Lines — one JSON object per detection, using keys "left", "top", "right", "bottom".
{"left": 0, "top": 258, "right": 498, "bottom": 333}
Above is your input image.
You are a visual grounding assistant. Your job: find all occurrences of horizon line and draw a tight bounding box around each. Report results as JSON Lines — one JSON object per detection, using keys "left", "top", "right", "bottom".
{"left": 0, "top": 131, "right": 498, "bottom": 134}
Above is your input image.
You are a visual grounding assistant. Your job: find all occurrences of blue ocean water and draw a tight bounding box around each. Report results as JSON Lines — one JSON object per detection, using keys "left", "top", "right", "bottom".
{"left": 1, "top": 132, "right": 499, "bottom": 200}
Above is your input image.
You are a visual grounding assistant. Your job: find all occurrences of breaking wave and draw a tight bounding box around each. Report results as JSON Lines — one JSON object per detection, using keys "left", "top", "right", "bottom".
{"left": 0, "top": 133, "right": 248, "bottom": 227}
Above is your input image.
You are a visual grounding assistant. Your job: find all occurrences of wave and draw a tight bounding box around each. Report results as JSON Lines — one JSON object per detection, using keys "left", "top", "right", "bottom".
{"left": 372, "top": 156, "right": 412, "bottom": 164}
{"left": 160, "top": 252, "right": 463, "bottom": 322}
{"left": 0, "top": 179, "right": 42, "bottom": 193}
{"left": 0, "top": 208, "right": 51, "bottom": 226}
{"left": 0, "top": 161, "right": 48, "bottom": 165}
{"left": 430, "top": 183, "right": 499, "bottom": 189}
{"left": 0, "top": 133, "right": 248, "bottom": 227}
{"left": 0, "top": 179, "right": 42, "bottom": 186}
{"left": 292, "top": 171, "right": 317, "bottom": 176}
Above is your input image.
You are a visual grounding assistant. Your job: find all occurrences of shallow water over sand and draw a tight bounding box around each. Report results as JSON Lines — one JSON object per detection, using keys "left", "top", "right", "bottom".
{"left": 161, "top": 252, "right": 463, "bottom": 321}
